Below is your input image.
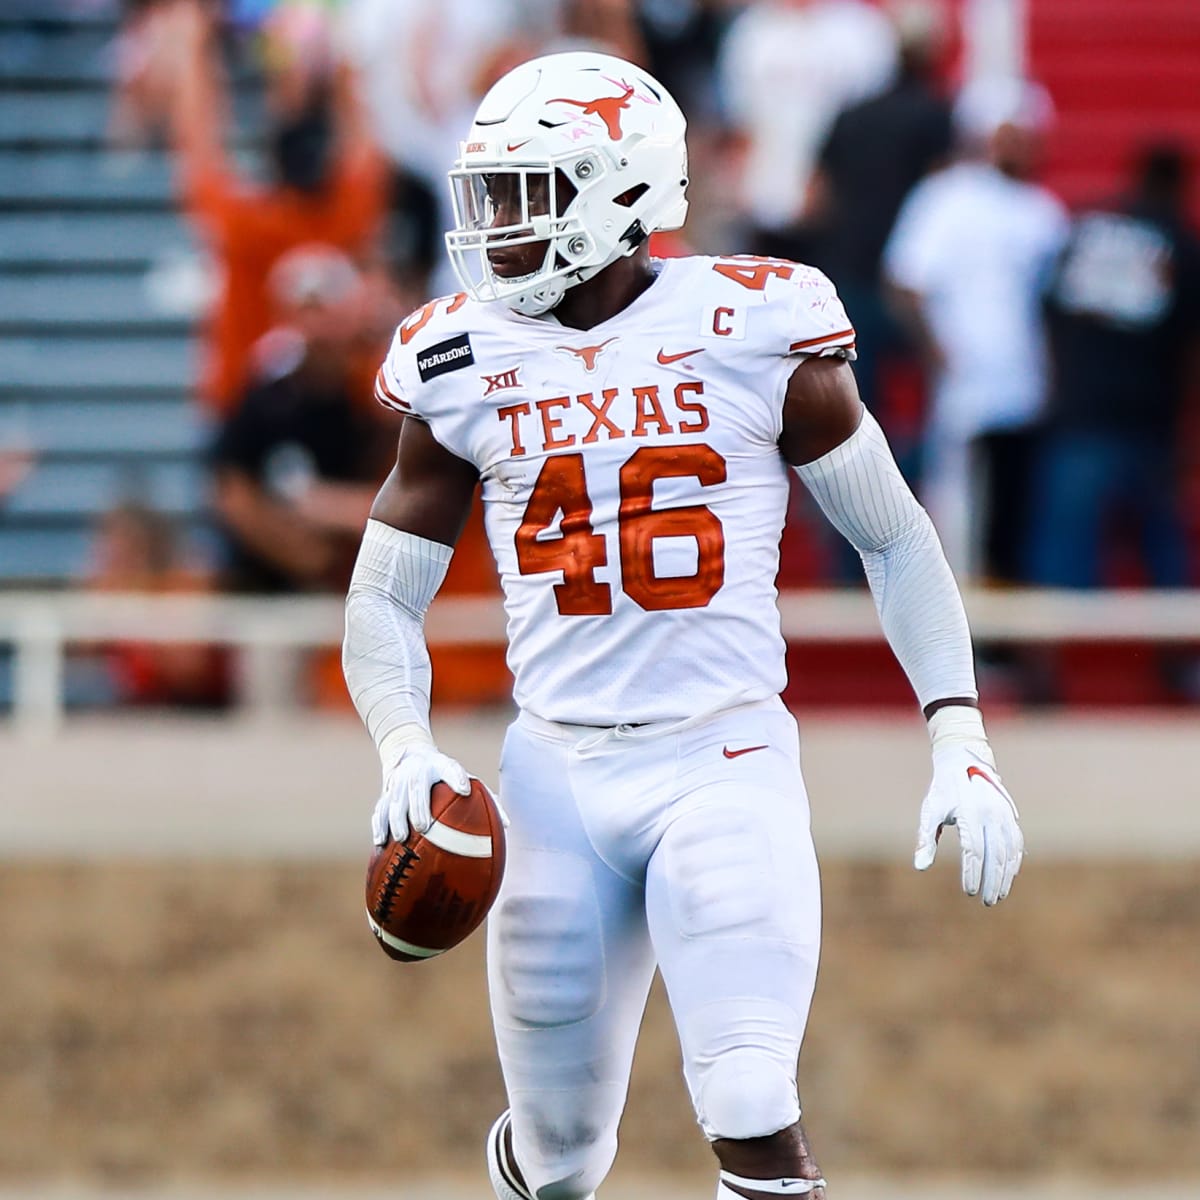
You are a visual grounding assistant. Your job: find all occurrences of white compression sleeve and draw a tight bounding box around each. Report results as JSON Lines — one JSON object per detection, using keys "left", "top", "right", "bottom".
{"left": 342, "top": 519, "right": 453, "bottom": 776}
{"left": 793, "top": 409, "right": 978, "bottom": 710}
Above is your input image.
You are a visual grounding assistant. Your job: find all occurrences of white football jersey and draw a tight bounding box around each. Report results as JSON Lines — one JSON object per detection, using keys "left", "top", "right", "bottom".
{"left": 376, "top": 255, "right": 855, "bottom": 724}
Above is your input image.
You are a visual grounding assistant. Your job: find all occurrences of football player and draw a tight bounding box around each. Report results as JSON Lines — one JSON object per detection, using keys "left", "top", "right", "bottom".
{"left": 343, "top": 51, "right": 1024, "bottom": 1200}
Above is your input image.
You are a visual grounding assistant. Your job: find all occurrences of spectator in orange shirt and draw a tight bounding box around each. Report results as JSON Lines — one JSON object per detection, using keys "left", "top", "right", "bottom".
{"left": 156, "top": 0, "right": 386, "bottom": 415}
{"left": 210, "top": 244, "right": 391, "bottom": 595}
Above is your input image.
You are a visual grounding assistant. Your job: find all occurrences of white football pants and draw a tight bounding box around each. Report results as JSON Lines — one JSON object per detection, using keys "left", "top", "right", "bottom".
{"left": 488, "top": 697, "right": 822, "bottom": 1200}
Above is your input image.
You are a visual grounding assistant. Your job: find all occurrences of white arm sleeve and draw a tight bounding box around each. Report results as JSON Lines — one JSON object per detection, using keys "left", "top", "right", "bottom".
{"left": 342, "top": 519, "right": 453, "bottom": 776}
{"left": 793, "top": 409, "right": 978, "bottom": 710}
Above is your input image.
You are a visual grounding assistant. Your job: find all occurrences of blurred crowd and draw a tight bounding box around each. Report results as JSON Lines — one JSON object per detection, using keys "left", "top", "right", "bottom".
{"left": 6, "top": 0, "right": 1199, "bottom": 708}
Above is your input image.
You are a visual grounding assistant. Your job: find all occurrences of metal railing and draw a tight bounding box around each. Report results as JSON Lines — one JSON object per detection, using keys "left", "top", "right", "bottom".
{"left": 2, "top": 588, "right": 1199, "bottom": 732}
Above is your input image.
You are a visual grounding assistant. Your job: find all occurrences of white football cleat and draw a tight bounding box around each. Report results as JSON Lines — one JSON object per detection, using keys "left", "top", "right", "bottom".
{"left": 487, "top": 1111, "right": 535, "bottom": 1200}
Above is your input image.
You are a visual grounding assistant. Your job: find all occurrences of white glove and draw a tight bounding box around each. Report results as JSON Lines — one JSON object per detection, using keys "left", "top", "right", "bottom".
{"left": 914, "top": 706, "right": 1024, "bottom": 906}
{"left": 371, "top": 743, "right": 471, "bottom": 846}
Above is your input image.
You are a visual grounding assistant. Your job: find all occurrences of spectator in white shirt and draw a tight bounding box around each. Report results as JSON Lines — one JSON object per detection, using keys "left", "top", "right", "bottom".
{"left": 718, "top": 0, "right": 897, "bottom": 259}
{"left": 884, "top": 76, "right": 1069, "bottom": 582}
{"left": 338, "top": 0, "right": 541, "bottom": 293}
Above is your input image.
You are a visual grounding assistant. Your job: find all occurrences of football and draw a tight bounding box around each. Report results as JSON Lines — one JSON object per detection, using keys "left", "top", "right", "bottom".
{"left": 365, "top": 777, "right": 506, "bottom": 962}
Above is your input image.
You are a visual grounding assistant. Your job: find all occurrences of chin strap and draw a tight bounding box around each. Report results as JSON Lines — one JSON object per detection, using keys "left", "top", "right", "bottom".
{"left": 718, "top": 1170, "right": 827, "bottom": 1197}
{"left": 508, "top": 274, "right": 567, "bottom": 316}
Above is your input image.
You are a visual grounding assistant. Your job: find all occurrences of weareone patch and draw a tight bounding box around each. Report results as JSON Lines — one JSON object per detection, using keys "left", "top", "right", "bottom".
{"left": 418, "top": 333, "right": 475, "bottom": 382}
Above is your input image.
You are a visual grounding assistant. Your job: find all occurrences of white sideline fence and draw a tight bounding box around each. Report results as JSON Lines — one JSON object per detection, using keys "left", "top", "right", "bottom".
{"left": 1, "top": 587, "right": 1199, "bottom": 732}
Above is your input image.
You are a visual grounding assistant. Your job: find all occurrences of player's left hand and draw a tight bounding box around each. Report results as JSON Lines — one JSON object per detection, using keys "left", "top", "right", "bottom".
{"left": 914, "top": 708, "right": 1024, "bottom": 906}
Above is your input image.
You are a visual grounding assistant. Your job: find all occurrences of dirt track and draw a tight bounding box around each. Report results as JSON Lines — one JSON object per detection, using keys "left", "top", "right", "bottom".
{"left": 2, "top": 859, "right": 1197, "bottom": 1188}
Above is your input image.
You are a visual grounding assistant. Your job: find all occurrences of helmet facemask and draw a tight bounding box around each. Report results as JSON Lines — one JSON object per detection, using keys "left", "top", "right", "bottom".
{"left": 447, "top": 151, "right": 647, "bottom": 317}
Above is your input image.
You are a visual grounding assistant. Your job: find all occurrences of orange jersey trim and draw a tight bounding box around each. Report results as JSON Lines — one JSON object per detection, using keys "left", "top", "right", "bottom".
{"left": 374, "top": 367, "right": 412, "bottom": 413}
{"left": 788, "top": 327, "right": 856, "bottom": 353}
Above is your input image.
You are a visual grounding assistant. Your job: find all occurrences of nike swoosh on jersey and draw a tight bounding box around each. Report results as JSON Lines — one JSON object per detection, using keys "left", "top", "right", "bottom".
{"left": 723, "top": 744, "right": 768, "bottom": 759}
{"left": 657, "top": 347, "right": 706, "bottom": 365}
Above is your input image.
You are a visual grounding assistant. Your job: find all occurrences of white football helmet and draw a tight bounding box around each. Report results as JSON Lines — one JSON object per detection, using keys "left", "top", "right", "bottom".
{"left": 445, "top": 51, "right": 689, "bottom": 316}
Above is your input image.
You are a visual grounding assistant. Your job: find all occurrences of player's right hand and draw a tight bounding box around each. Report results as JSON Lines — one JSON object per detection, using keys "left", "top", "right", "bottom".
{"left": 370, "top": 745, "right": 471, "bottom": 845}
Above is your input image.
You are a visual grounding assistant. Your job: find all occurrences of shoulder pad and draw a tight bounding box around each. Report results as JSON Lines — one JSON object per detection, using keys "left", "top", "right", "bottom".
{"left": 691, "top": 256, "right": 857, "bottom": 360}
{"left": 775, "top": 263, "right": 856, "bottom": 359}
{"left": 375, "top": 292, "right": 477, "bottom": 418}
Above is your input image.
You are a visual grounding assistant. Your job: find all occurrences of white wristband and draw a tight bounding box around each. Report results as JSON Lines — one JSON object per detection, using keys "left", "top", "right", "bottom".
{"left": 379, "top": 723, "right": 436, "bottom": 776}
{"left": 928, "top": 704, "right": 987, "bottom": 747}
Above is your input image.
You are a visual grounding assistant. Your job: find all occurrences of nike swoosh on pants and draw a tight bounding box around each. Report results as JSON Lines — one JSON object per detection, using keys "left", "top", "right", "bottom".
{"left": 723, "top": 745, "right": 768, "bottom": 759}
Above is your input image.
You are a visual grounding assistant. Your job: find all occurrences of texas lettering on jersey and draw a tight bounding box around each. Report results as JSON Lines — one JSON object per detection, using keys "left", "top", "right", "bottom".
{"left": 376, "top": 255, "right": 855, "bottom": 725}
{"left": 496, "top": 380, "right": 710, "bottom": 457}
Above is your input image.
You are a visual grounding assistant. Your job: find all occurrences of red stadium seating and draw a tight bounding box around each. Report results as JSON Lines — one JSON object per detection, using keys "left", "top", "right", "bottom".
{"left": 1029, "top": 0, "right": 1200, "bottom": 222}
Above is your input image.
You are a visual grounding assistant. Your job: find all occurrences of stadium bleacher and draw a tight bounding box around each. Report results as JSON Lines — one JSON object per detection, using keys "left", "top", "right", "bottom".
{"left": 1030, "top": 0, "right": 1200, "bottom": 221}
{"left": 0, "top": 1, "right": 262, "bottom": 584}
